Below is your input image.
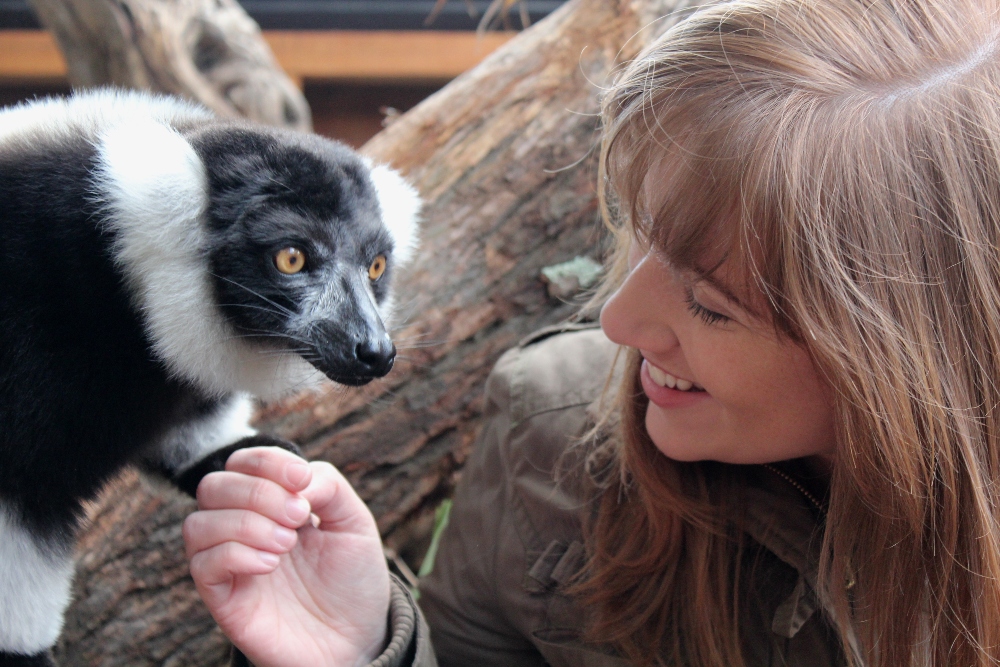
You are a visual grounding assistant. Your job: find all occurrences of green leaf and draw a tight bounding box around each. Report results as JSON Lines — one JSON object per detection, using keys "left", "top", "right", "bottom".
{"left": 418, "top": 499, "right": 453, "bottom": 580}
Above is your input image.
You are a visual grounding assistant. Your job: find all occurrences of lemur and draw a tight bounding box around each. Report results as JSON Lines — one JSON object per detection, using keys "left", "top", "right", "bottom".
{"left": 0, "top": 89, "right": 420, "bottom": 666}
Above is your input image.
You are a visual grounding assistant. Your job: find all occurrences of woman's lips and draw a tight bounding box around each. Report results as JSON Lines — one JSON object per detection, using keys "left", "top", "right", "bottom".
{"left": 640, "top": 359, "right": 710, "bottom": 408}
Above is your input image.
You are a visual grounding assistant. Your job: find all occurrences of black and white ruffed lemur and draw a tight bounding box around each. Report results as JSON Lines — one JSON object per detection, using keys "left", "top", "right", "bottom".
{"left": 0, "top": 89, "right": 420, "bottom": 666}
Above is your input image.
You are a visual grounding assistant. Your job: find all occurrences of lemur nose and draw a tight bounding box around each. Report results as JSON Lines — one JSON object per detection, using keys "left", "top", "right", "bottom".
{"left": 355, "top": 335, "right": 396, "bottom": 376}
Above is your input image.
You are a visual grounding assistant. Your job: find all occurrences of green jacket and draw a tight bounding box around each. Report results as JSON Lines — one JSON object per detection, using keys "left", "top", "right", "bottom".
{"left": 368, "top": 325, "right": 853, "bottom": 667}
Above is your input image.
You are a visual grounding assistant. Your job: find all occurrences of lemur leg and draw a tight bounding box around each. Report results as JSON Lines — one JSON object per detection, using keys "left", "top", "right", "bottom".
{"left": 140, "top": 393, "right": 301, "bottom": 498}
{"left": 138, "top": 395, "right": 299, "bottom": 667}
{"left": 0, "top": 504, "right": 74, "bottom": 667}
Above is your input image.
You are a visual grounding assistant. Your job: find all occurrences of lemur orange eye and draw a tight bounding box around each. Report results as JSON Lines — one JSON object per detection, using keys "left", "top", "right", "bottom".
{"left": 275, "top": 247, "right": 306, "bottom": 274}
{"left": 368, "top": 255, "right": 387, "bottom": 281}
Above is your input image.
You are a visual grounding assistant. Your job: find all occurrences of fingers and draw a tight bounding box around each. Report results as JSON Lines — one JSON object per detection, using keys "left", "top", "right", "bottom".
{"left": 224, "top": 446, "right": 313, "bottom": 492}
{"left": 183, "top": 509, "right": 299, "bottom": 560}
{"left": 188, "top": 541, "right": 280, "bottom": 608}
{"left": 197, "top": 469, "right": 311, "bottom": 530}
{"left": 188, "top": 446, "right": 316, "bottom": 564}
{"left": 190, "top": 446, "right": 376, "bottom": 549}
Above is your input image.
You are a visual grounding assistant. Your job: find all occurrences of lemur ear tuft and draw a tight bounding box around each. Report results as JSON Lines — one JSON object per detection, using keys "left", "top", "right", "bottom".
{"left": 368, "top": 164, "right": 421, "bottom": 267}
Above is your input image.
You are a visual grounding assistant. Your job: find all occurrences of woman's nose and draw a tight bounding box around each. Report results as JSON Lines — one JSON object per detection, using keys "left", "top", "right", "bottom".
{"left": 599, "top": 251, "right": 680, "bottom": 351}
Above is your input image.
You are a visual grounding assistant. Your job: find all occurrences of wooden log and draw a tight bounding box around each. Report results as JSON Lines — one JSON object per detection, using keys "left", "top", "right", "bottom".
{"left": 26, "top": 0, "right": 311, "bottom": 131}
{"left": 55, "top": 1, "right": 699, "bottom": 664}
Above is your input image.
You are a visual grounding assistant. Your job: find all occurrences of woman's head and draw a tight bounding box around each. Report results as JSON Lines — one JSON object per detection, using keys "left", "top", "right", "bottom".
{"left": 599, "top": 211, "right": 837, "bottom": 465}
{"left": 586, "top": 1, "right": 1000, "bottom": 665}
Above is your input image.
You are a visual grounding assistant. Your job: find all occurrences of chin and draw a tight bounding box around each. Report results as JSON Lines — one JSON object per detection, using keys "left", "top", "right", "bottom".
{"left": 644, "top": 411, "right": 711, "bottom": 462}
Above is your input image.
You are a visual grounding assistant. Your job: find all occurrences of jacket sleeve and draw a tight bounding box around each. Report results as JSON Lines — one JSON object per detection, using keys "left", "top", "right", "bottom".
{"left": 364, "top": 576, "right": 437, "bottom": 667}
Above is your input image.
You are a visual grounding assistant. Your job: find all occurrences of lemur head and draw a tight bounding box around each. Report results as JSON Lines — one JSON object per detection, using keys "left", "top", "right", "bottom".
{"left": 189, "top": 126, "right": 414, "bottom": 387}
{"left": 95, "top": 109, "right": 420, "bottom": 398}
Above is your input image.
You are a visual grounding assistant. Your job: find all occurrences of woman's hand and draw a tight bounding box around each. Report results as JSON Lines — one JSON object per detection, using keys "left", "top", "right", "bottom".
{"left": 183, "top": 447, "right": 390, "bottom": 667}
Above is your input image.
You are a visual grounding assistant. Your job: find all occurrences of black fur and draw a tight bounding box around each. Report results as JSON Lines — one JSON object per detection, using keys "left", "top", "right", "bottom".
{"left": 230, "top": 646, "right": 253, "bottom": 667}
{"left": 0, "top": 133, "right": 197, "bottom": 539}
{"left": 0, "top": 653, "right": 54, "bottom": 667}
{"left": 0, "top": 94, "right": 412, "bottom": 664}
{"left": 173, "top": 435, "right": 301, "bottom": 498}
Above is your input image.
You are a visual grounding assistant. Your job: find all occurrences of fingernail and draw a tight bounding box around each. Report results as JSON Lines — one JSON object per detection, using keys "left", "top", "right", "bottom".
{"left": 258, "top": 551, "right": 280, "bottom": 567}
{"left": 285, "top": 463, "right": 309, "bottom": 488}
{"left": 286, "top": 497, "right": 310, "bottom": 523}
{"left": 274, "top": 526, "right": 297, "bottom": 549}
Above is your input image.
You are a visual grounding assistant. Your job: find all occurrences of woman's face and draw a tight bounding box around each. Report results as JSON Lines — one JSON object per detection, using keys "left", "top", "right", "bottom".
{"left": 599, "top": 238, "right": 836, "bottom": 465}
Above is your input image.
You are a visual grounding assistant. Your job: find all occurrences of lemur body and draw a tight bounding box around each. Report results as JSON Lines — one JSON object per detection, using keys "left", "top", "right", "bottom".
{"left": 0, "top": 90, "right": 420, "bottom": 666}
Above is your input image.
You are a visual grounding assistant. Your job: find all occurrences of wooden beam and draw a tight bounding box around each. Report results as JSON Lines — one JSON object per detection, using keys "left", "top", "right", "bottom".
{"left": 0, "top": 30, "right": 65, "bottom": 80}
{"left": 265, "top": 31, "right": 514, "bottom": 83}
{"left": 0, "top": 29, "right": 515, "bottom": 84}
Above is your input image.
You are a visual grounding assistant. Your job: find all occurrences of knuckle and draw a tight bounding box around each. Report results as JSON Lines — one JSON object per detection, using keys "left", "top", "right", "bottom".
{"left": 246, "top": 478, "right": 270, "bottom": 509}
{"left": 246, "top": 449, "right": 271, "bottom": 473}
{"left": 236, "top": 512, "right": 259, "bottom": 541}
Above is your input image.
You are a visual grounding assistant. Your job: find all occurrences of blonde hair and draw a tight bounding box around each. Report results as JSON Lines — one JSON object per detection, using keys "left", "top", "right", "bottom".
{"left": 579, "top": 1, "right": 1000, "bottom": 666}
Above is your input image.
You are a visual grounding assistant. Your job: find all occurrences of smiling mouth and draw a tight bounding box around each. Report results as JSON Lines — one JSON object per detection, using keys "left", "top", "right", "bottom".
{"left": 645, "top": 363, "right": 706, "bottom": 392}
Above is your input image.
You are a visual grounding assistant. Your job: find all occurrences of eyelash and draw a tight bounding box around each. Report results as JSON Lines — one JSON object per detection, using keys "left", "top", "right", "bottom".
{"left": 684, "top": 286, "right": 730, "bottom": 325}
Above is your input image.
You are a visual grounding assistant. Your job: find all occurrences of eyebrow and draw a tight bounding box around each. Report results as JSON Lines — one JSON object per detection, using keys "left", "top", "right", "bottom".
{"left": 655, "top": 248, "right": 762, "bottom": 317}
{"left": 691, "top": 269, "right": 758, "bottom": 316}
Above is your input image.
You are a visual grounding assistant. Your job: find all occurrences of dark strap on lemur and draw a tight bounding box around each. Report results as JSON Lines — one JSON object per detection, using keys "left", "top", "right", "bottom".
{"left": 173, "top": 435, "right": 302, "bottom": 497}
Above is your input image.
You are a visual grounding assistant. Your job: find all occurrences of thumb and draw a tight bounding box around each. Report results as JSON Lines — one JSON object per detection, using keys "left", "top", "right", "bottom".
{"left": 299, "top": 461, "right": 378, "bottom": 535}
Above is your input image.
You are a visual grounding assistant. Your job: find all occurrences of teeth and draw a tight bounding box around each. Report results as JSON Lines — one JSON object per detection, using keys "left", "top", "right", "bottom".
{"left": 647, "top": 364, "right": 670, "bottom": 387}
{"left": 647, "top": 363, "right": 701, "bottom": 392}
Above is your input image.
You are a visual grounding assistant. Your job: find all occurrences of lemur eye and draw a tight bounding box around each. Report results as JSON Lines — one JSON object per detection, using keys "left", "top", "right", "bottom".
{"left": 275, "top": 247, "right": 306, "bottom": 274}
{"left": 369, "top": 255, "right": 387, "bottom": 281}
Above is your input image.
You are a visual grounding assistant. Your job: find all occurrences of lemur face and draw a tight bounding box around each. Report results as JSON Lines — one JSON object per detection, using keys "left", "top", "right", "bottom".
{"left": 190, "top": 126, "right": 402, "bottom": 386}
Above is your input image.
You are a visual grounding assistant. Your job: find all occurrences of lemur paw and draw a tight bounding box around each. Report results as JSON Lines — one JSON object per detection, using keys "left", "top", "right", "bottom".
{"left": 0, "top": 650, "right": 57, "bottom": 667}
{"left": 230, "top": 646, "right": 252, "bottom": 667}
{"left": 173, "top": 435, "right": 303, "bottom": 498}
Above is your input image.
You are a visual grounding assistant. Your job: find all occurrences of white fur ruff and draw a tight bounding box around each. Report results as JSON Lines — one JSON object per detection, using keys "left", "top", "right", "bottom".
{"left": 0, "top": 505, "right": 74, "bottom": 654}
{"left": 154, "top": 394, "right": 257, "bottom": 473}
{"left": 0, "top": 88, "right": 210, "bottom": 152}
{"left": 368, "top": 164, "right": 421, "bottom": 268}
{"left": 366, "top": 162, "right": 421, "bottom": 326}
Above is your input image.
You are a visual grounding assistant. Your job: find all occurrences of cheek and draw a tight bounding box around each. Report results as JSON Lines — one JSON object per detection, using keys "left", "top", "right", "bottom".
{"left": 695, "top": 338, "right": 836, "bottom": 460}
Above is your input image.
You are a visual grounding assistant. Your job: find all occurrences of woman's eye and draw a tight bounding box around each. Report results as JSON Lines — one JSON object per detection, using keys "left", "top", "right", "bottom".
{"left": 684, "top": 286, "right": 730, "bottom": 325}
{"left": 274, "top": 247, "right": 306, "bottom": 275}
{"left": 368, "top": 254, "right": 387, "bottom": 281}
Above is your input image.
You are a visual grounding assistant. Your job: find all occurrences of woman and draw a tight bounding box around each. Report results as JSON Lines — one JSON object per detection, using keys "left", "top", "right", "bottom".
{"left": 182, "top": 0, "right": 1000, "bottom": 665}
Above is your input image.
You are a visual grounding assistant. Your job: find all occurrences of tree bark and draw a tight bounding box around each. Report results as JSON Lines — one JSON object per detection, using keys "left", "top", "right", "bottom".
{"left": 56, "top": 1, "right": 698, "bottom": 664}
{"left": 27, "top": 0, "right": 311, "bottom": 131}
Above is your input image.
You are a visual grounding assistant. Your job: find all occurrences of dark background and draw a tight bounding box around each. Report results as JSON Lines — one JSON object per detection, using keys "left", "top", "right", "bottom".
{"left": 0, "top": 0, "right": 564, "bottom": 30}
